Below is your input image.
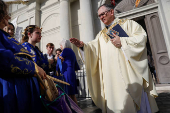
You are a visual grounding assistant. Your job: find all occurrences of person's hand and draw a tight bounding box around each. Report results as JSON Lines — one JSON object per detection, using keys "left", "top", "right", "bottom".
{"left": 56, "top": 71, "right": 59, "bottom": 76}
{"left": 70, "top": 38, "right": 84, "bottom": 47}
{"left": 59, "top": 56, "right": 64, "bottom": 62}
{"left": 37, "top": 66, "right": 46, "bottom": 79}
{"left": 110, "top": 33, "right": 122, "bottom": 48}
{"left": 54, "top": 55, "right": 58, "bottom": 61}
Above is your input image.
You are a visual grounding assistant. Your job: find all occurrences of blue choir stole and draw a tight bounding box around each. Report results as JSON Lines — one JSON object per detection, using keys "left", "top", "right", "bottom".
{"left": 107, "top": 24, "right": 129, "bottom": 39}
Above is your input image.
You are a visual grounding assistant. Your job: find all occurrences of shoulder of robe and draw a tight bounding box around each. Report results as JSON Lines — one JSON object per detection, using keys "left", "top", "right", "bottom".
{"left": 112, "top": 18, "right": 128, "bottom": 27}
{"left": 123, "top": 19, "right": 139, "bottom": 26}
{"left": 87, "top": 31, "right": 102, "bottom": 44}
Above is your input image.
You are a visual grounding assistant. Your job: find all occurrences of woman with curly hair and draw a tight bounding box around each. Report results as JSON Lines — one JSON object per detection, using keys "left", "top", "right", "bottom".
{"left": 22, "top": 25, "right": 49, "bottom": 73}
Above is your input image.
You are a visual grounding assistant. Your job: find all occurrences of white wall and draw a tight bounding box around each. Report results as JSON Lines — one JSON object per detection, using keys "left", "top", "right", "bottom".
{"left": 40, "top": 0, "right": 60, "bottom": 53}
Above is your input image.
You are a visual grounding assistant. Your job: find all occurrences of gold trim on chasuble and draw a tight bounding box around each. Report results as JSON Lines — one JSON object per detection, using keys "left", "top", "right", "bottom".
{"left": 101, "top": 19, "right": 127, "bottom": 43}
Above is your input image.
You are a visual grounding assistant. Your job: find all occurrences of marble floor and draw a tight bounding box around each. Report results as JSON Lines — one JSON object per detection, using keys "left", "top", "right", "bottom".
{"left": 78, "top": 99, "right": 102, "bottom": 113}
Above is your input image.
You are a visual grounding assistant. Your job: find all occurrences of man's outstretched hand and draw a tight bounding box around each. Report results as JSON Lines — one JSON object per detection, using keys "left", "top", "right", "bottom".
{"left": 70, "top": 38, "right": 84, "bottom": 47}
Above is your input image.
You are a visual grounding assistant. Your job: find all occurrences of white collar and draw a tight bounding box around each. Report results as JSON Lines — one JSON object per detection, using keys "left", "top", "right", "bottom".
{"left": 106, "top": 20, "right": 114, "bottom": 28}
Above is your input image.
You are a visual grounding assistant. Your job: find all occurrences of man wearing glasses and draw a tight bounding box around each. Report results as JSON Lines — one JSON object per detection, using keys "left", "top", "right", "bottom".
{"left": 70, "top": 4, "right": 158, "bottom": 113}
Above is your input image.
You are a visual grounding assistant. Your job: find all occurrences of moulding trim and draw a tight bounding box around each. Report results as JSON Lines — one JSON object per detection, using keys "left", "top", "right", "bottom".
{"left": 40, "top": 1, "right": 60, "bottom": 11}
{"left": 115, "top": 3, "right": 159, "bottom": 19}
{"left": 42, "top": 26, "right": 60, "bottom": 36}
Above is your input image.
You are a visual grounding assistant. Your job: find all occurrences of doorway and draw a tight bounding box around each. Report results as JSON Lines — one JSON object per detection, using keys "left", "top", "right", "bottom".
{"left": 134, "top": 17, "right": 158, "bottom": 83}
{"left": 133, "top": 13, "right": 170, "bottom": 84}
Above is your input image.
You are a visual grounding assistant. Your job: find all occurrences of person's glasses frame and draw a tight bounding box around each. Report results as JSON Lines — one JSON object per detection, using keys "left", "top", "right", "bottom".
{"left": 98, "top": 10, "right": 111, "bottom": 18}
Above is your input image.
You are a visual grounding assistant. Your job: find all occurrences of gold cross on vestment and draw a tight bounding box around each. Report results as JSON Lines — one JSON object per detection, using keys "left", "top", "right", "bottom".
{"left": 41, "top": 63, "right": 47, "bottom": 69}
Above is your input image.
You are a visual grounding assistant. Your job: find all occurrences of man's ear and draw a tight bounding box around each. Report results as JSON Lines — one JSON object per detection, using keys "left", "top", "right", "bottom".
{"left": 110, "top": 9, "right": 114, "bottom": 16}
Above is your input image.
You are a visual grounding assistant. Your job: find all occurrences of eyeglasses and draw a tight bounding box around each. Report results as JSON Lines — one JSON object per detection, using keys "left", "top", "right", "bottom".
{"left": 98, "top": 10, "right": 111, "bottom": 18}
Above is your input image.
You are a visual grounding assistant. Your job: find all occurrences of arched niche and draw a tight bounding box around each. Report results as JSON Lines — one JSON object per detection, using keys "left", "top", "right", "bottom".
{"left": 40, "top": 13, "right": 60, "bottom": 53}
{"left": 41, "top": 13, "right": 60, "bottom": 33}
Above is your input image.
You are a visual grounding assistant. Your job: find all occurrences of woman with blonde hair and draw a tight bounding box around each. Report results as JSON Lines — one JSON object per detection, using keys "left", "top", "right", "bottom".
{"left": 59, "top": 39, "right": 80, "bottom": 104}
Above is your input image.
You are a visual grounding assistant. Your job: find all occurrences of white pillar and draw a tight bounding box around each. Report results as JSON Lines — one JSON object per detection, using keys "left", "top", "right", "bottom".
{"left": 28, "top": 1, "right": 40, "bottom": 47}
{"left": 60, "top": 0, "right": 71, "bottom": 40}
{"left": 80, "top": 0, "right": 95, "bottom": 43}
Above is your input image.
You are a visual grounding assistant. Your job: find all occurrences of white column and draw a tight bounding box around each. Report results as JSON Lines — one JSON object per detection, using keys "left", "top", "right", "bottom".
{"left": 60, "top": 0, "right": 71, "bottom": 40}
{"left": 80, "top": 0, "right": 95, "bottom": 43}
{"left": 28, "top": 1, "right": 40, "bottom": 47}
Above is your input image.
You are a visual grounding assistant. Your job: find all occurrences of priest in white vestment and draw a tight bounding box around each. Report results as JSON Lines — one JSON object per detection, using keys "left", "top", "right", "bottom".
{"left": 70, "top": 4, "right": 159, "bottom": 113}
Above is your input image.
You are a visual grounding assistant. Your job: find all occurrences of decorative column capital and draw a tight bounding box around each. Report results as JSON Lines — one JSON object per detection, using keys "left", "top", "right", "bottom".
{"left": 60, "top": 0, "right": 69, "bottom": 2}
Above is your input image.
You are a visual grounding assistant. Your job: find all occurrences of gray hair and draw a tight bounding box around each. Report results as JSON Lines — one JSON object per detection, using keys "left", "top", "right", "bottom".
{"left": 97, "top": 4, "right": 115, "bottom": 12}
{"left": 60, "top": 39, "right": 72, "bottom": 49}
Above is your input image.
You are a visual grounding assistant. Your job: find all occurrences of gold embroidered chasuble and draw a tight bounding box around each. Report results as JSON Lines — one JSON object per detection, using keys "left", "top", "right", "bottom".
{"left": 82, "top": 18, "right": 158, "bottom": 113}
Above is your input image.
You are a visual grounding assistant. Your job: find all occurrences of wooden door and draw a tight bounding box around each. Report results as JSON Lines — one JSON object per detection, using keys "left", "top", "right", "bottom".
{"left": 145, "top": 13, "right": 170, "bottom": 83}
